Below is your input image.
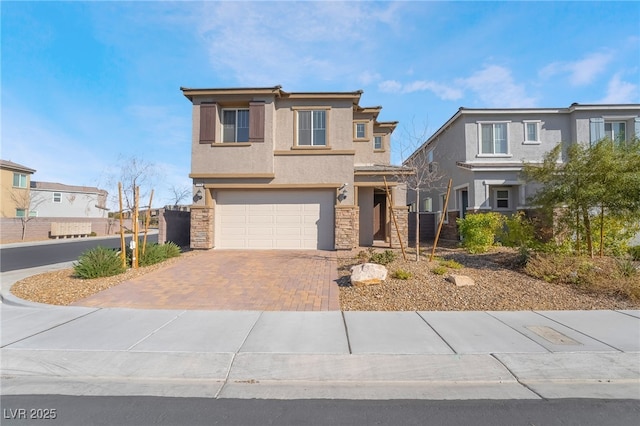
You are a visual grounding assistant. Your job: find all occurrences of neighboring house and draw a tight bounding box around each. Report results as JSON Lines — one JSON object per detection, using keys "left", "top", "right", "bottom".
{"left": 406, "top": 103, "right": 640, "bottom": 238}
{"left": 0, "top": 159, "right": 37, "bottom": 218}
{"left": 181, "top": 86, "right": 410, "bottom": 250}
{"left": 30, "top": 181, "right": 109, "bottom": 218}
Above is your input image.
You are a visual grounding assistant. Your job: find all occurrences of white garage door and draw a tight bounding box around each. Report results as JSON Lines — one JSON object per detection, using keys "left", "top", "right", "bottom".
{"left": 215, "top": 190, "right": 335, "bottom": 249}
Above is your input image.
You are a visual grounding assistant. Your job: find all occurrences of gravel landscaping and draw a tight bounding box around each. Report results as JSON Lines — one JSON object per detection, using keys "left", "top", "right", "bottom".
{"left": 9, "top": 244, "right": 640, "bottom": 311}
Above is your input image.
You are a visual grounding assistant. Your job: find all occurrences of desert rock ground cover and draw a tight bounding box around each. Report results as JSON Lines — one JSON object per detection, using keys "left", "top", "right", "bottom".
{"left": 10, "top": 244, "right": 639, "bottom": 311}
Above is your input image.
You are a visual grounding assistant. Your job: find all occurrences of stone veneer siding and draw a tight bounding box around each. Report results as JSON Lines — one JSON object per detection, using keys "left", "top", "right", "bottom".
{"left": 190, "top": 205, "right": 214, "bottom": 249}
{"left": 335, "top": 205, "right": 359, "bottom": 250}
{"left": 389, "top": 206, "right": 409, "bottom": 249}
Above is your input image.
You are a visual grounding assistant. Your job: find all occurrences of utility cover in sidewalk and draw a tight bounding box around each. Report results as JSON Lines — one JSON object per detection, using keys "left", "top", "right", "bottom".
{"left": 526, "top": 326, "right": 581, "bottom": 345}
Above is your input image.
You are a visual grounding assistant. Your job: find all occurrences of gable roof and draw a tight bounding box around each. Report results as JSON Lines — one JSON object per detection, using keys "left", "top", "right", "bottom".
{"left": 31, "top": 181, "right": 107, "bottom": 195}
{"left": 0, "top": 159, "right": 36, "bottom": 174}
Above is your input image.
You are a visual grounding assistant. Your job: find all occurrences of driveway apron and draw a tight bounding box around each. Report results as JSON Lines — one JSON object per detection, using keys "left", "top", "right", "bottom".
{"left": 72, "top": 250, "right": 340, "bottom": 311}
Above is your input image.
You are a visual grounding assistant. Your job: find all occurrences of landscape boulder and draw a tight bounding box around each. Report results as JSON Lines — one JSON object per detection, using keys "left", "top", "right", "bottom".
{"left": 445, "top": 275, "right": 475, "bottom": 287}
{"left": 350, "top": 263, "right": 388, "bottom": 286}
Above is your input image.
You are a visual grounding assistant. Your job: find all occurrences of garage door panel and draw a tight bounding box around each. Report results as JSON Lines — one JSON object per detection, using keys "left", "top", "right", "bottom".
{"left": 216, "top": 190, "right": 334, "bottom": 250}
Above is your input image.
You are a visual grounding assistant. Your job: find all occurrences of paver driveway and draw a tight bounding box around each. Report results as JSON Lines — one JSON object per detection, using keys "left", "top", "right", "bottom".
{"left": 73, "top": 250, "right": 340, "bottom": 311}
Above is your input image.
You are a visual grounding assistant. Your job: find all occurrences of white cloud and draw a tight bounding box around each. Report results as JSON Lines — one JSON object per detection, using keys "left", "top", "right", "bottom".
{"left": 378, "top": 80, "right": 403, "bottom": 93}
{"left": 378, "top": 79, "right": 463, "bottom": 100}
{"left": 195, "top": 2, "right": 403, "bottom": 87}
{"left": 457, "top": 65, "right": 537, "bottom": 107}
{"left": 358, "top": 71, "right": 382, "bottom": 86}
{"left": 540, "top": 52, "right": 613, "bottom": 86}
{"left": 598, "top": 73, "right": 639, "bottom": 104}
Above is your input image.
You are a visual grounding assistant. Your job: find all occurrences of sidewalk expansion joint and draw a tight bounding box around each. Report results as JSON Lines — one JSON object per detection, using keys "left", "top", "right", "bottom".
{"left": 341, "top": 311, "right": 353, "bottom": 354}
{"left": 416, "top": 311, "right": 457, "bottom": 354}
{"left": 490, "top": 353, "right": 546, "bottom": 400}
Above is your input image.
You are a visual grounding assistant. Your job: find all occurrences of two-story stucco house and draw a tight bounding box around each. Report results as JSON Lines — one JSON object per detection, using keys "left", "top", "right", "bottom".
{"left": 181, "top": 86, "right": 410, "bottom": 250}
{"left": 0, "top": 159, "right": 36, "bottom": 218}
{"left": 30, "top": 181, "right": 109, "bottom": 218}
{"left": 406, "top": 103, "right": 640, "bottom": 239}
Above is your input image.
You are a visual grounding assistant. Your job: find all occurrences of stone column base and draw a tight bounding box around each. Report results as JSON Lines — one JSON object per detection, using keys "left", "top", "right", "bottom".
{"left": 335, "top": 205, "right": 359, "bottom": 250}
{"left": 190, "top": 205, "right": 214, "bottom": 249}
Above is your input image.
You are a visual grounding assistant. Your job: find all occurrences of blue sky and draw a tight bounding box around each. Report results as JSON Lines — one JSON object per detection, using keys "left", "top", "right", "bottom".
{"left": 2, "top": 1, "right": 639, "bottom": 208}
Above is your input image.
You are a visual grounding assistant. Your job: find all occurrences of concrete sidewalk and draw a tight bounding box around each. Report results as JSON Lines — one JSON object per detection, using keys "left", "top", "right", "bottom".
{"left": 1, "top": 265, "right": 639, "bottom": 400}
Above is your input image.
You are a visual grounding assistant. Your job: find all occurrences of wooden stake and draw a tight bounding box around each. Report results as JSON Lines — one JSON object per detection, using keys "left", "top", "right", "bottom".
{"left": 430, "top": 178, "right": 452, "bottom": 262}
{"left": 383, "top": 177, "right": 407, "bottom": 261}
{"left": 142, "top": 189, "right": 154, "bottom": 256}
{"left": 118, "top": 182, "right": 126, "bottom": 268}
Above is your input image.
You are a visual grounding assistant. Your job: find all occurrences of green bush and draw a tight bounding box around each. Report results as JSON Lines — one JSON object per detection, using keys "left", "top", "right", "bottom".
{"left": 499, "top": 212, "right": 536, "bottom": 248}
{"left": 457, "top": 212, "right": 504, "bottom": 254}
{"left": 392, "top": 269, "right": 412, "bottom": 280}
{"left": 439, "top": 259, "right": 463, "bottom": 269}
{"left": 629, "top": 246, "right": 640, "bottom": 261}
{"left": 369, "top": 250, "right": 396, "bottom": 265}
{"left": 73, "top": 246, "right": 125, "bottom": 279}
{"left": 431, "top": 266, "right": 447, "bottom": 275}
{"left": 139, "top": 242, "right": 181, "bottom": 267}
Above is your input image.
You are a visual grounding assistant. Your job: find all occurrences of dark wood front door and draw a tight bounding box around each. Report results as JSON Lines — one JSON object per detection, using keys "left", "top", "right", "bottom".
{"left": 373, "top": 193, "right": 386, "bottom": 240}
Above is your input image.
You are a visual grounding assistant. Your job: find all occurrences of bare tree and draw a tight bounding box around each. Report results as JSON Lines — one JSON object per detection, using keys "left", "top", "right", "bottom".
{"left": 106, "top": 156, "right": 158, "bottom": 212}
{"left": 167, "top": 184, "right": 191, "bottom": 209}
{"left": 10, "top": 189, "right": 45, "bottom": 241}
{"left": 395, "top": 119, "right": 447, "bottom": 261}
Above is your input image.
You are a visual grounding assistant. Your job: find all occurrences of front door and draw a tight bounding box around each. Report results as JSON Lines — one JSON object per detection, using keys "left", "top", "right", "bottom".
{"left": 373, "top": 193, "right": 386, "bottom": 240}
{"left": 461, "top": 190, "right": 468, "bottom": 219}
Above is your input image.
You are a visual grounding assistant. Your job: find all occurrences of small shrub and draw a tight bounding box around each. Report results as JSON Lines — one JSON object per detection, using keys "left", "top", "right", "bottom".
{"left": 392, "top": 269, "right": 412, "bottom": 280}
{"left": 432, "top": 266, "right": 447, "bottom": 275}
{"left": 628, "top": 246, "right": 640, "bottom": 261}
{"left": 499, "top": 212, "right": 536, "bottom": 248}
{"left": 369, "top": 250, "right": 396, "bottom": 265}
{"left": 616, "top": 258, "right": 637, "bottom": 278}
{"left": 74, "top": 246, "right": 125, "bottom": 279}
{"left": 457, "top": 212, "right": 504, "bottom": 254}
{"left": 439, "top": 259, "right": 463, "bottom": 269}
{"left": 140, "top": 242, "right": 182, "bottom": 267}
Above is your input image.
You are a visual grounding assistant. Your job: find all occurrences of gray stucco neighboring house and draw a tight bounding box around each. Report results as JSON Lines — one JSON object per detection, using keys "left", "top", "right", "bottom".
{"left": 181, "top": 86, "right": 411, "bottom": 250}
{"left": 30, "top": 181, "right": 109, "bottom": 218}
{"left": 406, "top": 103, "right": 640, "bottom": 239}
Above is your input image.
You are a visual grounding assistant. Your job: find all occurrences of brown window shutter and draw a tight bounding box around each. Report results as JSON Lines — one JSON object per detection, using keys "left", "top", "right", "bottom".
{"left": 249, "top": 101, "right": 265, "bottom": 143}
{"left": 199, "top": 103, "right": 217, "bottom": 144}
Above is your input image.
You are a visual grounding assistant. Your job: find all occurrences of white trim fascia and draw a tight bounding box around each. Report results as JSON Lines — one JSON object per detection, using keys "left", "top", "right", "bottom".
{"left": 482, "top": 179, "right": 523, "bottom": 186}
{"left": 458, "top": 165, "right": 523, "bottom": 172}
{"left": 453, "top": 183, "right": 469, "bottom": 191}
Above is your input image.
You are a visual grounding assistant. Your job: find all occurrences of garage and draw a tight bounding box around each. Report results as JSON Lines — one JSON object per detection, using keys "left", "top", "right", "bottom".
{"left": 215, "top": 189, "right": 335, "bottom": 249}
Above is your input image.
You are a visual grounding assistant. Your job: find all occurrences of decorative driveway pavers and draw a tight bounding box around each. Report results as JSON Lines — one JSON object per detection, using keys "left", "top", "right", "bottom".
{"left": 72, "top": 250, "right": 340, "bottom": 311}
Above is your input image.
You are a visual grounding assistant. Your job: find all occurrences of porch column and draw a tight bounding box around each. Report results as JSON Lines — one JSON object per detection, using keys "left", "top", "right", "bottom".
{"left": 389, "top": 206, "right": 409, "bottom": 249}
{"left": 335, "top": 205, "right": 359, "bottom": 250}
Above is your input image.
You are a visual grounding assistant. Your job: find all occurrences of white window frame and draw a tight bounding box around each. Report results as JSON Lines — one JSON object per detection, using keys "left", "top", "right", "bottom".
{"left": 427, "top": 149, "right": 434, "bottom": 172}
{"left": 523, "top": 120, "right": 541, "bottom": 144}
{"left": 478, "top": 121, "right": 511, "bottom": 157}
{"left": 53, "top": 192, "right": 62, "bottom": 203}
{"left": 355, "top": 122, "right": 366, "bottom": 139}
{"left": 605, "top": 121, "right": 626, "bottom": 145}
{"left": 374, "top": 135, "right": 383, "bottom": 150}
{"left": 13, "top": 173, "right": 27, "bottom": 188}
{"left": 296, "top": 108, "right": 328, "bottom": 147}
{"left": 15, "top": 208, "right": 26, "bottom": 218}
{"left": 440, "top": 194, "right": 448, "bottom": 224}
{"left": 221, "top": 108, "right": 249, "bottom": 143}
{"left": 493, "top": 187, "right": 511, "bottom": 210}
{"left": 423, "top": 197, "right": 432, "bottom": 212}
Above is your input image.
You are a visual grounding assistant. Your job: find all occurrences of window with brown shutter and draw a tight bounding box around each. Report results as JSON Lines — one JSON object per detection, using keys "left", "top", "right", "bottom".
{"left": 199, "top": 103, "right": 217, "bottom": 144}
{"left": 249, "top": 101, "right": 265, "bottom": 142}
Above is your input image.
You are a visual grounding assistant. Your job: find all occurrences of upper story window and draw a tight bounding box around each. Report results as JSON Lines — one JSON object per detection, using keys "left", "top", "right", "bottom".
{"left": 591, "top": 117, "right": 640, "bottom": 146}
{"left": 356, "top": 123, "right": 366, "bottom": 139}
{"left": 13, "top": 173, "right": 27, "bottom": 188}
{"left": 428, "top": 150, "right": 434, "bottom": 172}
{"left": 605, "top": 121, "right": 626, "bottom": 144}
{"left": 523, "top": 121, "right": 541, "bottom": 144}
{"left": 222, "top": 109, "right": 249, "bottom": 142}
{"left": 298, "top": 110, "right": 326, "bottom": 146}
{"left": 374, "top": 136, "right": 383, "bottom": 150}
{"left": 53, "top": 192, "right": 62, "bottom": 203}
{"left": 479, "top": 122, "right": 509, "bottom": 155}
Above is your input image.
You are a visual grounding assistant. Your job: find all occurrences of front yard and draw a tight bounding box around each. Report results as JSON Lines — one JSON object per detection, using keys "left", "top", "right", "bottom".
{"left": 338, "top": 244, "right": 640, "bottom": 311}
